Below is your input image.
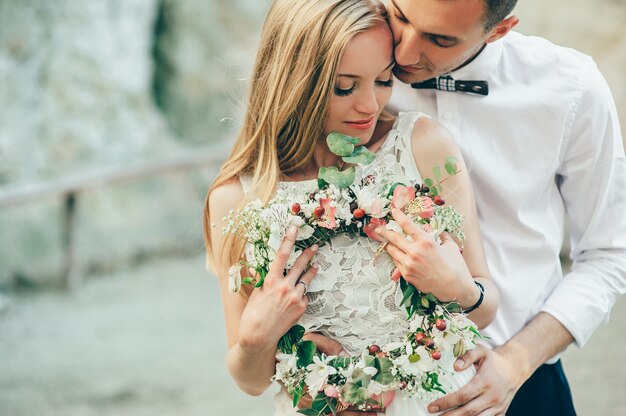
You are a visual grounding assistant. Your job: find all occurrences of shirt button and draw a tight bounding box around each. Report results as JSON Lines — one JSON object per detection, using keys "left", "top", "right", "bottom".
{"left": 442, "top": 111, "right": 453, "bottom": 120}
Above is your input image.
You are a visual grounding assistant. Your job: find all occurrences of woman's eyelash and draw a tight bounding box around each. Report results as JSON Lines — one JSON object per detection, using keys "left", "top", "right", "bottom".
{"left": 334, "top": 86, "right": 354, "bottom": 97}
{"left": 377, "top": 79, "right": 394, "bottom": 88}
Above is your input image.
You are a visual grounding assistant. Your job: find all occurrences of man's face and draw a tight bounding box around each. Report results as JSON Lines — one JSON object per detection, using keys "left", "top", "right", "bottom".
{"left": 387, "top": 0, "right": 493, "bottom": 83}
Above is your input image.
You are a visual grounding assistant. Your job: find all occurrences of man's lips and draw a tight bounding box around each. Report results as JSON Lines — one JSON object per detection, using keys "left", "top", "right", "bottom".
{"left": 345, "top": 118, "right": 375, "bottom": 130}
{"left": 397, "top": 65, "right": 427, "bottom": 74}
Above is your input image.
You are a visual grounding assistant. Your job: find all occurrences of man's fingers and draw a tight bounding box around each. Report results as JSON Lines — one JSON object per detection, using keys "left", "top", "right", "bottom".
{"left": 455, "top": 345, "right": 488, "bottom": 371}
{"left": 428, "top": 380, "right": 482, "bottom": 414}
{"left": 286, "top": 244, "right": 318, "bottom": 284}
{"left": 303, "top": 332, "right": 349, "bottom": 357}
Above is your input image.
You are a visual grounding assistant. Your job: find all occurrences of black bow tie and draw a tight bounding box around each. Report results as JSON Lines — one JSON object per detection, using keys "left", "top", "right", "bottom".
{"left": 411, "top": 75, "right": 489, "bottom": 96}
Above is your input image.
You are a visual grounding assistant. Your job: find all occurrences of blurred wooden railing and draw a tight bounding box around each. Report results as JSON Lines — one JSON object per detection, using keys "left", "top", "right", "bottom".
{"left": 0, "top": 147, "right": 227, "bottom": 289}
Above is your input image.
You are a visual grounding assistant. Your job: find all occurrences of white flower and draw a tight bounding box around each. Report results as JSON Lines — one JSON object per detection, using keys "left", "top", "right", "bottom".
{"left": 393, "top": 346, "right": 435, "bottom": 375}
{"left": 385, "top": 220, "right": 403, "bottom": 234}
{"left": 362, "top": 366, "right": 378, "bottom": 377}
{"left": 367, "top": 380, "right": 387, "bottom": 396}
{"left": 305, "top": 355, "right": 337, "bottom": 398}
{"left": 228, "top": 264, "right": 243, "bottom": 293}
{"left": 352, "top": 184, "right": 390, "bottom": 218}
{"left": 275, "top": 352, "right": 299, "bottom": 382}
{"left": 285, "top": 249, "right": 302, "bottom": 270}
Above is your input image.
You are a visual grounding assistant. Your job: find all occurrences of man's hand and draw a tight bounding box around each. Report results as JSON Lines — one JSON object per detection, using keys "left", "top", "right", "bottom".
{"left": 303, "top": 332, "right": 350, "bottom": 357}
{"left": 427, "top": 345, "right": 526, "bottom": 415}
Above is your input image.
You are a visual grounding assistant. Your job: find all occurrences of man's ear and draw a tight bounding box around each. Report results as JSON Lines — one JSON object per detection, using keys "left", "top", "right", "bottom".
{"left": 486, "top": 15, "right": 519, "bottom": 44}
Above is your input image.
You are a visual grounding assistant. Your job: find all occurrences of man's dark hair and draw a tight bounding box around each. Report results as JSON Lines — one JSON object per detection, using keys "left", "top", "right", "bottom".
{"left": 483, "top": 0, "right": 517, "bottom": 30}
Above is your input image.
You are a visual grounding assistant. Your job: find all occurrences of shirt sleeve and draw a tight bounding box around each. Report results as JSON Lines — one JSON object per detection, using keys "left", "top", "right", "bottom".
{"left": 540, "top": 59, "right": 626, "bottom": 347}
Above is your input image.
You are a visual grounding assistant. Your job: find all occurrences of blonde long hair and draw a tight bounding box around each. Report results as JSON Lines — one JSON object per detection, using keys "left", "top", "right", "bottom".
{"left": 204, "top": 0, "right": 388, "bottom": 271}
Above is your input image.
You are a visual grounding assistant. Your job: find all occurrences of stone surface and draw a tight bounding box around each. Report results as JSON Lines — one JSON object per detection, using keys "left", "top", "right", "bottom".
{"left": 0, "top": 254, "right": 623, "bottom": 415}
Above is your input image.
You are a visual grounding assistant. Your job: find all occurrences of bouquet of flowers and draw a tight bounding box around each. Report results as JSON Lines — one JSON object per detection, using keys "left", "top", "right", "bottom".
{"left": 223, "top": 132, "right": 481, "bottom": 415}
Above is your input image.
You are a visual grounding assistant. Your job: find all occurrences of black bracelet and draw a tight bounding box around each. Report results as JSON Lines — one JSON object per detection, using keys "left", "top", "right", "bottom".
{"left": 462, "top": 281, "right": 485, "bottom": 314}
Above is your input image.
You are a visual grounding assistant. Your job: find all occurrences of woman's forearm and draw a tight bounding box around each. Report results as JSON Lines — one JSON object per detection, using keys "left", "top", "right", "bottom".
{"left": 226, "top": 340, "right": 278, "bottom": 396}
{"left": 464, "top": 277, "right": 499, "bottom": 329}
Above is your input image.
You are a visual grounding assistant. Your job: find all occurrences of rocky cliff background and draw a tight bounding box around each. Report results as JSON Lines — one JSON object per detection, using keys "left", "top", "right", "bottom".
{"left": 0, "top": 0, "right": 624, "bottom": 288}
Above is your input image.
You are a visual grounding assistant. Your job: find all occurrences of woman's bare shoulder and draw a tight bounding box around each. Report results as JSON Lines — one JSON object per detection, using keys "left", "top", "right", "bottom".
{"left": 209, "top": 177, "right": 245, "bottom": 220}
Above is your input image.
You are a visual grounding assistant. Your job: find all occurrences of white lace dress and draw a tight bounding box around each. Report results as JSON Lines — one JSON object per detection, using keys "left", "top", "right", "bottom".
{"left": 247, "top": 112, "right": 475, "bottom": 415}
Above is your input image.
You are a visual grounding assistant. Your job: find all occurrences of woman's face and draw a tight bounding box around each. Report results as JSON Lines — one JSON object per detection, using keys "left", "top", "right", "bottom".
{"left": 325, "top": 23, "right": 394, "bottom": 146}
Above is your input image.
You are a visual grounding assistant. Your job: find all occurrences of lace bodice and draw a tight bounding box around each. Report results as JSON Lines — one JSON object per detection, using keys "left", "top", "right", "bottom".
{"left": 243, "top": 112, "right": 428, "bottom": 354}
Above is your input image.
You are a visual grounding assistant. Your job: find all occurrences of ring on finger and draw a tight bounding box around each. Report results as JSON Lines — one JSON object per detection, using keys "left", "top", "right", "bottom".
{"left": 296, "top": 280, "right": 308, "bottom": 295}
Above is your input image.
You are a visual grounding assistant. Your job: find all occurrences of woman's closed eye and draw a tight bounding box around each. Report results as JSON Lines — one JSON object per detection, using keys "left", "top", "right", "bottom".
{"left": 334, "top": 85, "right": 355, "bottom": 97}
{"left": 376, "top": 78, "right": 393, "bottom": 88}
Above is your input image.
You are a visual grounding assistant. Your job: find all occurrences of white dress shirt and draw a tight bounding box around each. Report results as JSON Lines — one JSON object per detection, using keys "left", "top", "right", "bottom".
{"left": 390, "top": 31, "right": 626, "bottom": 350}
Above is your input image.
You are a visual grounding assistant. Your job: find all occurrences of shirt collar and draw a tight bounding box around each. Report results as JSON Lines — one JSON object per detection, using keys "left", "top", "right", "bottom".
{"left": 448, "top": 36, "right": 504, "bottom": 81}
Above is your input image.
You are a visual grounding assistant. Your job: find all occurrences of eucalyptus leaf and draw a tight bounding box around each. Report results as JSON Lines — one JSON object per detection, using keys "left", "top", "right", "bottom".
{"left": 373, "top": 357, "right": 394, "bottom": 384}
{"left": 342, "top": 146, "right": 375, "bottom": 165}
{"left": 327, "top": 132, "right": 359, "bottom": 156}
{"left": 445, "top": 156, "right": 459, "bottom": 175}
{"left": 318, "top": 166, "right": 355, "bottom": 188}
{"left": 432, "top": 166, "right": 442, "bottom": 183}
{"left": 423, "top": 178, "right": 438, "bottom": 196}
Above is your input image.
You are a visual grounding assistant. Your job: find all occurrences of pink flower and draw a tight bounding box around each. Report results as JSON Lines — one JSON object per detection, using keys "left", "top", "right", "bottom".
{"left": 391, "top": 185, "right": 416, "bottom": 210}
{"left": 364, "top": 217, "right": 387, "bottom": 242}
{"left": 371, "top": 391, "right": 396, "bottom": 409}
{"left": 317, "top": 198, "right": 337, "bottom": 229}
{"left": 324, "top": 385, "right": 340, "bottom": 398}
{"left": 416, "top": 196, "right": 434, "bottom": 219}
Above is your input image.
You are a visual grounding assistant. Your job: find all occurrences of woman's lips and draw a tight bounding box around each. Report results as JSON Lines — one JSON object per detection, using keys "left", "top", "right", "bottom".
{"left": 345, "top": 118, "right": 375, "bottom": 130}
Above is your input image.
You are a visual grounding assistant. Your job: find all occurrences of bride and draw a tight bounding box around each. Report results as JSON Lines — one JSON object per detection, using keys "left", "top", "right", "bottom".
{"left": 204, "top": 0, "right": 498, "bottom": 415}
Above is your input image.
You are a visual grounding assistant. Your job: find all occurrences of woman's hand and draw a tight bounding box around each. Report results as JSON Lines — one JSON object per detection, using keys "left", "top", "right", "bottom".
{"left": 375, "top": 209, "right": 479, "bottom": 308}
{"left": 238, "top": 226, "right": 319, "bottom": 352}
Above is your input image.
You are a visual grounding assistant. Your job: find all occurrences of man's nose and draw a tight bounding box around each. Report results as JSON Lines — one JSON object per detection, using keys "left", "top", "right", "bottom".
{"left": 394, "top": 29, "right": 422, "bottom": 67}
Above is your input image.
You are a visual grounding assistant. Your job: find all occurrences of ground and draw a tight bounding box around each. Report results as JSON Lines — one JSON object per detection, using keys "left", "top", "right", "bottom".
{"left": 1, "top": 254, "right": 624, "bottom": 415}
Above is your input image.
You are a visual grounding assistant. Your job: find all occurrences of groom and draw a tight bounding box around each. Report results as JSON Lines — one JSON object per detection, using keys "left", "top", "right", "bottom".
{"left": 312, "top": 0, "right": 626, "bottom": 415}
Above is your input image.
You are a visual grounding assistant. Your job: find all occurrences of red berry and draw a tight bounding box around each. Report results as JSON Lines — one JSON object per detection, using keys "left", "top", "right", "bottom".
{"left": 415, "top": 332, "right": 426, "bottom": 345}
{"left": 433, "top": 196, "right": 445, "bottom": 205}
{"left": 431, "top": 350, "right": 442, "bottom": 360}
{"left": 291, "top": 203, "right": 301, "bottom": 214}
{"left": 368, "top": 344, "right": 381, "bottom": 354}
{"left": 425, "top": 338, "right": 435, "bottom": 349}
{"left": 435, "top": 319, "right": 447, "bottom": 331}
{"left": 353, "top": 208, "right": 365, "bottom": 219}
{"left": 313, "top": 206, "right": 325, "bottom": 218}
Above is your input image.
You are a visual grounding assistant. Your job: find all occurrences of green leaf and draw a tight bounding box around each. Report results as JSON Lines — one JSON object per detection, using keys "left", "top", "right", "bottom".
{"left": 327, "top": 132, "right": 359, "bottom": 156}
{"left": 328, "top": 356, "right": 351, "bottom": 369}
{"left": 318, "top": 166, "right": 355, "bottom": 189}
{"left": 400, "top": 285, "right": 417, "bottom": 306}
{"left": 432, "top": 166, "right": 442, "bottom": 184}
{"left": 292, "top": 383, "right": 305, "bottom": 407}
{"left": 423, "top": 178, "right": 438, "bottom": 196}
{"left": 446, "top": 302, "right": 461, "bottom": 313}
{"left": 420, "top": 295, "right": 431, "bottom": 309}
{"left": 373, "top": 356, "right": 394, "bottom": 384}
{"left": 342, "top": 146, "right": 375, "bottom": 165}
{"left": 317, "top": 177, "right": 328, "bottom": 190}
{"left": 445, "top": 156, "right": 459, "bottom": 175}
{"left": 297, "top": 340, "right": 317, "bottom": 367}
{"left": 278, "top": 325, "right": 306, "bottom": 354}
